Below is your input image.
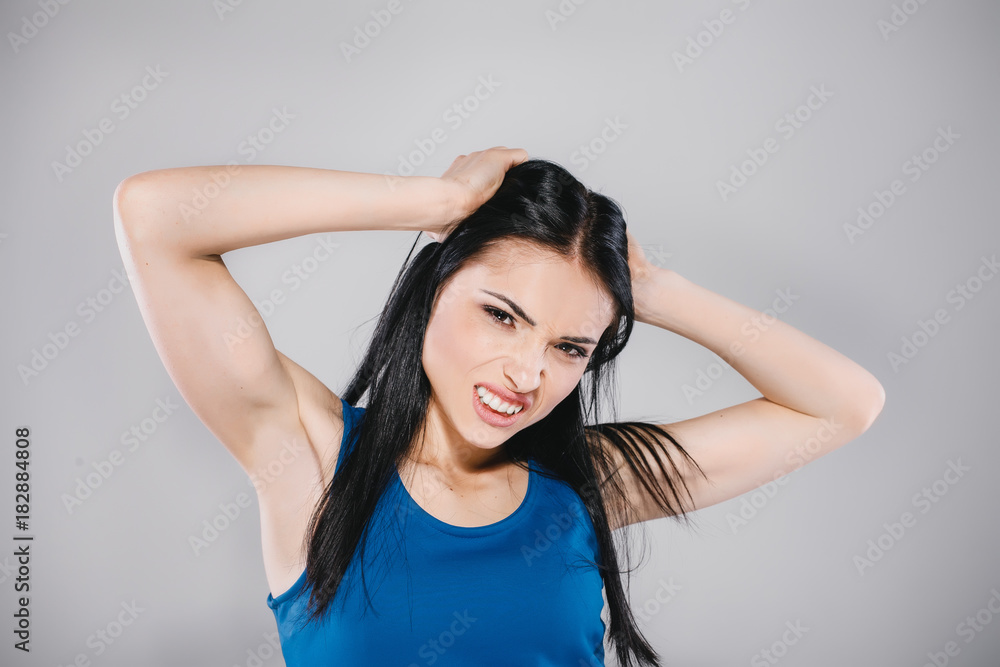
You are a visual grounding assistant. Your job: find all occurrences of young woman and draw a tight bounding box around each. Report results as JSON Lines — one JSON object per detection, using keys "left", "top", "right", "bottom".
{"left": 112, "top": 146, "right": 884, "bottom": 666}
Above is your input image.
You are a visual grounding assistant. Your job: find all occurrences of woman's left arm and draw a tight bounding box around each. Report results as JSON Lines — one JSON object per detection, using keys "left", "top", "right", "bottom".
{"left": 619, "top": 231, "right": 886, "bottom": 518}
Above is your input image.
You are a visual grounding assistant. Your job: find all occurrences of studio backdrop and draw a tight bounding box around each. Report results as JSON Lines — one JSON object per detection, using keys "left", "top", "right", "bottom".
{"left": 2, "top": 1, "right": 998, "bottom": 665}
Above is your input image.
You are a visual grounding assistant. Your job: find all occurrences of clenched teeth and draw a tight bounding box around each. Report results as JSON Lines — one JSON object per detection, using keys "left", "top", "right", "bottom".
{"left": 476, "top": 385, "right": 523, "bottom": 415}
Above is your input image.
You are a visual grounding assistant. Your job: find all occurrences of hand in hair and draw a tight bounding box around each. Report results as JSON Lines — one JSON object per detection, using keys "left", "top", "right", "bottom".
{"left": 427, "top": 146, "right": 529, "bottom": 242}
{"left": 624, "top": 227, "right": 664, "bottom": 324}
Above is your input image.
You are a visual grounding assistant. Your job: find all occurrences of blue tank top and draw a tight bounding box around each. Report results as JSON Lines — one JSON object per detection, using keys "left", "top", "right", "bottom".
{"left": 266, "top": 398, "right": 607, "bottom": 666}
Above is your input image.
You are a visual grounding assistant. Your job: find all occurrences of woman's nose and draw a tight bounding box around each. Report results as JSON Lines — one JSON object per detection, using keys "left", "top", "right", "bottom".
{"left": 503, "top": 346, "right": 544, "bottom": 393}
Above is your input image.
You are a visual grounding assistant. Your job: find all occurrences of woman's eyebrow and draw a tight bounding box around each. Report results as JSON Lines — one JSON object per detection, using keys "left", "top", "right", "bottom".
{"left": 481, "top": 289, "right": 535, "bottom": 325}
{"left": 479, "top": 289, "right": 598, "bottom": 345}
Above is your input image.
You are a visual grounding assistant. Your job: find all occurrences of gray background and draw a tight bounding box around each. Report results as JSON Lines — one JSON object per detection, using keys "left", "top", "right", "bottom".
{"left": 2, "top": 0, "right": 999, "bottom": 665}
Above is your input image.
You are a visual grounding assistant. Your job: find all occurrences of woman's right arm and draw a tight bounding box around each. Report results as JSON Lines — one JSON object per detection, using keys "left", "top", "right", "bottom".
{"left": 113, "top": 149, "right": 526, "bottom": 593}
{"left": 112, "top": 165, "right": 462, "bottom": 480}
{"left": 112, "top": 147, "right": 528, "bottom": 483}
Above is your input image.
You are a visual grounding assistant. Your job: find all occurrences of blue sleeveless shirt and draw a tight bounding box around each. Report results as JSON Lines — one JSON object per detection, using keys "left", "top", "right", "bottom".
{"left": 266, "top": 398, "right": 607, "bottom": 665}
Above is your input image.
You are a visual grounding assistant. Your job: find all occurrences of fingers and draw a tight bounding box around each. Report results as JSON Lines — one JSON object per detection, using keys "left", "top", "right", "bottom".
{"left": 463, "top": 146, "right": 528, "bottom": 163}
{"left": 442, "top": 147, "right": 528, "bottom": 181}
{"left": 505, "top": 148, "right": 530, "bottom": 168}
{"left": 488, "top": 146, "right": 529, "bottom": 163}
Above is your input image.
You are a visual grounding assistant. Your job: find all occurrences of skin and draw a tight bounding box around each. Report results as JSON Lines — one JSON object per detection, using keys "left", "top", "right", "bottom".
{"left": 400, "top": 240, "right": 616, "bottom": 524}
{"left": 115, "top": 145, "right": 884, "bottom": 600}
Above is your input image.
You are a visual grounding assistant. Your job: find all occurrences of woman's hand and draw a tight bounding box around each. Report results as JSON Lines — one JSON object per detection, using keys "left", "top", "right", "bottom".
{"left": 625, "top": 227, "right": 666, "bottom": 323}
{"left": 427, "top": 146, "right": 530, "bottom": 242}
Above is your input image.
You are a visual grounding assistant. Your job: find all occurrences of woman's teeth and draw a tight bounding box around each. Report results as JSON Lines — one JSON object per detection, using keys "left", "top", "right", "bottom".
{"left": 476, "top": 386, "right": 523, "bottom": 415}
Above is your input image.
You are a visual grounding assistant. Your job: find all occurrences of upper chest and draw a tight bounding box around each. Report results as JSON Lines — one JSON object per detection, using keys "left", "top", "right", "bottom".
{"left": 395, "top": 459, "right": 531, "bottom": 529}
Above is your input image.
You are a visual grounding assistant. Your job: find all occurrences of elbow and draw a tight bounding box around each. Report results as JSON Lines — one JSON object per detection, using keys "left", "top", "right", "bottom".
{"left": 113, "top": 175, "right": 143, "bottom": 238}
{"left": 843, "top": 378, "right": 886, "bottom": 435}
{"left": 113, "top": 177, "right": 138, "bottom": 255}
{"left": 113, "top": 172, "right": 165, "bottom": 247}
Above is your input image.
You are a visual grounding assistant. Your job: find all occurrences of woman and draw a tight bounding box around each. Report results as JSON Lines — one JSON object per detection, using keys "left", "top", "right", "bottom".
{"left": 113, "top": 147, "right": 885, "bottom": 666}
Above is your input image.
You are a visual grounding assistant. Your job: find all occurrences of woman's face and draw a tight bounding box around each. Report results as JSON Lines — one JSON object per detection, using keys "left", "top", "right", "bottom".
{"left": 420, "top": 241, "right": 616, "bottom": 464}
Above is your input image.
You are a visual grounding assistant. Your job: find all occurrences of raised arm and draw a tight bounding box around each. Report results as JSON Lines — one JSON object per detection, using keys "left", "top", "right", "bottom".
{"left": 116, "top": 165, "right": 461, "bottom": 258}
{"left": 113, "top": 165, "right": 459, "bottom": 478}
{"left": 599, "top": 230, "right": 886, "bottom": 528}
{"left": 113, "top": 146, "right": 528, "bottom": 595}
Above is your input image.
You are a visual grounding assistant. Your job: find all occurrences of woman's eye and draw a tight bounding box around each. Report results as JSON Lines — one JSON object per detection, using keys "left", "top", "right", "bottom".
{"left": 484, "top": 305, "right": 588, "bottom": 359}
{"left": 484, "top": 306, "right": 514, "bottom": 326}
{"left": 557, "top": 343, "right": 589, "bottom": 359}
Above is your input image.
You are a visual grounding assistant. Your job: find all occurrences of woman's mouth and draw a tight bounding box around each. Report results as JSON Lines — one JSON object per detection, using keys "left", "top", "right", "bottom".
{"left": 472, "top": 385, "right": 524, "bottom": 427}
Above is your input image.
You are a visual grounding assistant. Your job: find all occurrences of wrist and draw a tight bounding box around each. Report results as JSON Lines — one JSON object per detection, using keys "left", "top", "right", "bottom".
{"left": 634, "top": 267, "right": 688, "bottom": 327}
{"left": 438, "top": 178, "right": 472, "bottom": 226}
{"left": 381, "top": 175, "right": 465, "bottom": 233}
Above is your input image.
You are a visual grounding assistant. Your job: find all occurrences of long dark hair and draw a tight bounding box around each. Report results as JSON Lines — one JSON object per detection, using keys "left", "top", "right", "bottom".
{"left": 300, "top": 158, "right": 706, "bottom": 667}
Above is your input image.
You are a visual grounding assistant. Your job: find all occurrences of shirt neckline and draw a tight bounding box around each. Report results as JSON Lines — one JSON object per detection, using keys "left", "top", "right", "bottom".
{"left": 267, "top": 462, "right": 540, "bottom": 609}
{"left": 393, "top": 460, "right": 538, "bottom": 537}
